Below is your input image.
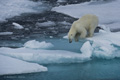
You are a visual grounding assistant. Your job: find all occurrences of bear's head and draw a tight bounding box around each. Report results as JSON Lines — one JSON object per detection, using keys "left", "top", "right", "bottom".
{"left": 68, "top": 30, "right": 76, "bottom": 43}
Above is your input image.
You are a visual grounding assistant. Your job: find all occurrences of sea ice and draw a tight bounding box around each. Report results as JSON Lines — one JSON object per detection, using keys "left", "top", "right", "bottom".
{"left": 87, "top": 29, "right": 120, "bottom": 59}
{"left": 0, "top": 32, "right": 13, "bottom": 35}
{"left": 36, "top": 21, "right": 56, "bottom": 27}
{"left": 0, "top": 54, "right": 47, "bottom": 75}
{"left": 12, "top": 22, "right": 24, "bottom": 29}
{"left": 23, "top": 40, "right": 54, "bottom": 49}
{"left": 80, "top": 41, "right": 93, "bottom": 58}
{"left": 0, "top": 47, "right": 91, "bottom": 64}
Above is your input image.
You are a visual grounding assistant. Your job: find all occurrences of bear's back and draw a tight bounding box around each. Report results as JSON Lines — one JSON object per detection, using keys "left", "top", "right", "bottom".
{"left": 78, "top": 14, "right": 98, "bottom": 29}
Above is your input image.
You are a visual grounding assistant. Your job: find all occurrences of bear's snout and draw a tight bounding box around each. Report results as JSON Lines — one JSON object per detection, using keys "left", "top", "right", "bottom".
{"left": 69, "top": 39, "right": 72, "bottom": 43}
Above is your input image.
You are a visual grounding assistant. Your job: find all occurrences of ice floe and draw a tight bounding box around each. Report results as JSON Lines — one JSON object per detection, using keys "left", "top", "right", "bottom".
{"left": 0, "top": 32, "right": 13, "bottom": 35}
{"left": 80, "top": 41, "right": 93, "bottom": 58}
{"left": 0, "top": 47, "right": 91, "bottom": 64}
{"left": 36, "top": 21, "right": 56, "bottom": 27}
{"left": 12, "top": 22, "right": 24, "bottom": 29}
{"left": 0, "top": 54, "right": 47, "bottom": 75}
{"left": 23, "top": 40, "right": 54, "bottom": 49}
{"left": 87, "top": 29, "right": 120, "bottom": 59}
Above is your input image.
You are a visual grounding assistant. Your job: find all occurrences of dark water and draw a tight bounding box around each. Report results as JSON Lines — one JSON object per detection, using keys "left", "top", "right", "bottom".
{"left": 1, "top": 59, "right": 120, "bottom": 80}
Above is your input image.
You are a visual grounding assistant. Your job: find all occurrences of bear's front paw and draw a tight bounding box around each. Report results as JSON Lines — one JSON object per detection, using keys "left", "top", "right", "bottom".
{"left": 75, "top": 38, "right": 79, "bottom": 42}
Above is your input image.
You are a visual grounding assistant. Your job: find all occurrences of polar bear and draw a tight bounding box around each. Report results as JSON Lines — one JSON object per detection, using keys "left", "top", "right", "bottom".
{"left": 68, "top": 14, "right": 99, "bottom": 43}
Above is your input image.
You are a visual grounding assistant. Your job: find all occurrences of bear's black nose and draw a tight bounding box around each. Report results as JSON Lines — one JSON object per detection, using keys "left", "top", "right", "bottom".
{"left": 69, "top": 40, "right": 72, "bottom": 43}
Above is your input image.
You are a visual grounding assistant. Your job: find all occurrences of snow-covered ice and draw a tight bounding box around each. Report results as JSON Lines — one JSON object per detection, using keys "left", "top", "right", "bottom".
{"left": 57, "top": 0, "right": 66, "bottom": 3}
{"left": 0, "top": 32, "right": 13, "bottom": 35}
{"left": 87, "top": 29, "right": 120, "bottom": 59}
{"left": 88, "top": 29, "right": 120, "bottom": 47}
{"left": 36, "top": 21, "right": 56, "bottom": 27}
{"left": 0, "top": 54, "right": 47, "bottom": 75}
{"left": 58, "top": 21, "right": 71, "bottom": 25}
{"left": 52, "top": 0, "right": 120, "bottom": 30}
{"left": 0, "top": 47, "right": 91, "bottom": 64}
{"left": 24, "top": 40, "right": 54, "bottom": 49}
{"left": 12, "top": 22, "right": 24, "bottom": 29}
{"left": 0, "top": 0, "right": 44, "bottom": 21}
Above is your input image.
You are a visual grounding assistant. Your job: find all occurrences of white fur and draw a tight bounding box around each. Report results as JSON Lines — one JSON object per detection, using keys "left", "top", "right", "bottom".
{"left": 68, "top": 14, "right": 99, "bottom": 43}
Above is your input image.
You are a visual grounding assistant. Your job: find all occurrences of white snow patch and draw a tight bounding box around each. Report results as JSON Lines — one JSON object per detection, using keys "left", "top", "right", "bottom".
{"left": 63, "top": 35, "right": 68, "bottom": 39}
{"left": 0, "top": 32, "right": 13, "bottom": 35}
{"left": 0, "top": 54, "right": 47, "bottom": 75}
{"left": 12, "top": 22, "right": 24, "bottom": 29}
{"left": 24, "top": 40, "right": 54, "bottom": 49}
{"left": 36, "top": 21, "right": 56, "bottom": 27}
{"left": 58, "top": 21, "right": 71, "bottom": 25}
{"left": 57, "top": 0, "right": 66, "bottom": 3}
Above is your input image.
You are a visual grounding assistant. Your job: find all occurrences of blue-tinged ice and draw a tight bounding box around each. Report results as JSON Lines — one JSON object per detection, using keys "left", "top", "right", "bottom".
{"left": 0, "top": 47, "right": 91, "bottom": 64}
{"left": 0, "top": 54, "right": 47, "bottom": 75}
{"left": 24, "top": 40, "right": 54, "bottom": 49}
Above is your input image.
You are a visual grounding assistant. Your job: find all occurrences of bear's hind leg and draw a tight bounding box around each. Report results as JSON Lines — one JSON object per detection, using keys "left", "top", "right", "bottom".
{"left": 88, "top": 27, "right": 95, "bottom": 37}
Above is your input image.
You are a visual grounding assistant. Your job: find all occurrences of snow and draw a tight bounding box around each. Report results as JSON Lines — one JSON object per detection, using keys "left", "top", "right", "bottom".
{"left": 0, "top": 47, "right": 91, "bottom": 64}
{"left": 0, "top": 54, "right": 47, "bottom": 75}
{"left": 58, "top": 21, "right": 71, "bottom": 25}
{"left": 52, "top": 0, "right": 120, "bottom": 30}
{"left": 0, "top": 32, "right": 13, "bottom": 35}
{"left": 88, "top": 29, "right": 120, "bottom": 47}
{"left": 0, "top": 0, "right": 43, "bottom": 21}
{"left": 57, "top": 0, "right": 66, "bottom": 3}
{"left": 12, "top": 22, "right": 24, "bottom": 29}
{"left": 36, "top": 21, "right": 56, "bottom": 27}
{"left": 63, "top": 35, "right": 68, "bottom": 39}
{"left": 24, "top": 40, "right": 54, "bottom": 49}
